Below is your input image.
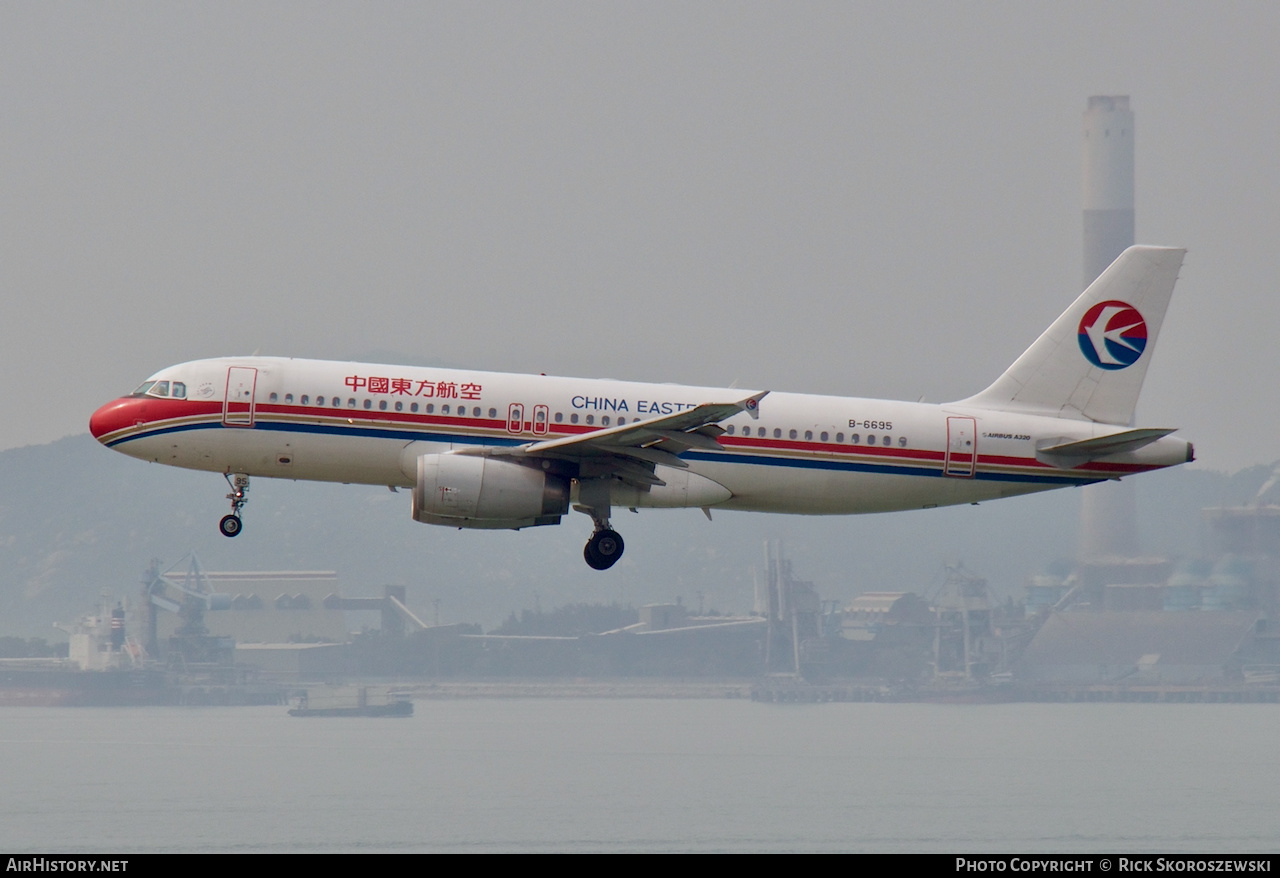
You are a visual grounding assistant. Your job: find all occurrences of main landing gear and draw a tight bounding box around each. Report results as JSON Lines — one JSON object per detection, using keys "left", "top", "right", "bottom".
{"left": 577, "top": 478, "right": 624, "bottom": 571}
{"left": 219, "top": 473, "right": 249, "bottom": 538}
{"left": 585, "top": 528, "right": 624, "bottom": 571}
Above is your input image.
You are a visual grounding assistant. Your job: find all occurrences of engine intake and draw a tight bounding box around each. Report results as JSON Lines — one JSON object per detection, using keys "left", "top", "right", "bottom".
{"left": 412, "top": 453, "right": 569, "bottom": 530}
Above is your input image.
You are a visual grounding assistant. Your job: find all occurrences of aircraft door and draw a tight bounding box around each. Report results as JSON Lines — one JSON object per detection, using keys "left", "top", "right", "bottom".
{"left": 944, "top": 416, "right": 977, "bottom": 477}
{"left": 533, "top": 405, "right": 549, "bottom": 435}
{"left": 223, "top": 367, "right": 258, "bottom": 427}
{"left": 507, "top": 403, "right": 525, "bottom": 434}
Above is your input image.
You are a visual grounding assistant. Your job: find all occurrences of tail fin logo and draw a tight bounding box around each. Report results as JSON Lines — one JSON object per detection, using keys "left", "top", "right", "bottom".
{"left": 1077, "top": 300, "right": 1148, "bottom": 370}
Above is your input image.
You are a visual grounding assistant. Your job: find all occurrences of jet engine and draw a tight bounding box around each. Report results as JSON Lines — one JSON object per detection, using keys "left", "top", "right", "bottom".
{"left": 412, "top": 453, "right": 569, "bottom": 530}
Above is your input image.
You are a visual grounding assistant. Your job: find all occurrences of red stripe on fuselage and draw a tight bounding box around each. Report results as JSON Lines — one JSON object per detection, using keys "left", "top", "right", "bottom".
{"left": 94, "top": 399, "right": 1158, "bottom": 479}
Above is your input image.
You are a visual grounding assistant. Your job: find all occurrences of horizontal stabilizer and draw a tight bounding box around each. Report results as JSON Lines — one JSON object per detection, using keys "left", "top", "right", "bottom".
{"left": 1036, "top": 428, "right": 1177, "bottom": 461}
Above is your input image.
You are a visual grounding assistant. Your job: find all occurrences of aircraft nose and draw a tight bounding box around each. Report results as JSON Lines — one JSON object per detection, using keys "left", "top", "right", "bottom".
{"left": 89, "top": 398, "right": 147, "bottom": 443}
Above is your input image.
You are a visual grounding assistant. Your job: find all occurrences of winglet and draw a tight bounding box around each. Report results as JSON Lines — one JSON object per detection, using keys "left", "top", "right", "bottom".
{"left": 741, "top": 390, "right": 769, "bottom": 420}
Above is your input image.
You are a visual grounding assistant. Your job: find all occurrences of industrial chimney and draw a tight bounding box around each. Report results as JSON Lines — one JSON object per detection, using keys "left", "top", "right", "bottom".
{"left": 1079, "top": 95, "right": 1138, "bottom": 559}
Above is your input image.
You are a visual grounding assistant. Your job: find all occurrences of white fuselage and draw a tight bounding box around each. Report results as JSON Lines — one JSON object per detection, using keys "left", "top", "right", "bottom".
{"left": 90, "top": 356, "right": 1192, "bottom": 516}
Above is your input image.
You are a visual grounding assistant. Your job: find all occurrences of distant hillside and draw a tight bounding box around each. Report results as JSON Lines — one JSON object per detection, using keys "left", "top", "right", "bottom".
{"left": 0, "top": 434, "right": 1270, "bottom": 638}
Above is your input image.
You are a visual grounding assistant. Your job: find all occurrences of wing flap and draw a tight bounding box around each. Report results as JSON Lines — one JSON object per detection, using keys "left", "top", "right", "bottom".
{"left": 596, "top": 444, "right": 689, "bottom": 468}
{"left": 610, "top": 460, "right": 668, "bottom": 487}
{"left": 638, "top": 428, "right": 725, "bottom": 452}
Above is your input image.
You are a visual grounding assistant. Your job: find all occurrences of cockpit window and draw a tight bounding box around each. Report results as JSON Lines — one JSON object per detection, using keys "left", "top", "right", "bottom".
{"left": 132, "top": 379, "right": 186, "bottom": 399}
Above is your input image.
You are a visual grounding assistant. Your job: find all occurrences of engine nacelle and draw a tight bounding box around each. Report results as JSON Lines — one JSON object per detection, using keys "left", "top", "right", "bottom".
{"left": 412, "top": 453, "right": 569, "bottom": 530}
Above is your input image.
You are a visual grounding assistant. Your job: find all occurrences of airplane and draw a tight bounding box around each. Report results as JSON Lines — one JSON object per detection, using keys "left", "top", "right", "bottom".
{"left": 90, "top": 246, "right": 1193, "bottom": 570}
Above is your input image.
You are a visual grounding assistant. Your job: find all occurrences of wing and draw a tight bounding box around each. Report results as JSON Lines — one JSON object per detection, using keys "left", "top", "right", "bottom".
{"left": 475, "top": 390, "right": 769, "bottom": 488}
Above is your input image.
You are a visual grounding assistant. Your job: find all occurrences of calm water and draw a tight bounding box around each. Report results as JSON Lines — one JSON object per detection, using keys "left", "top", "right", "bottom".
{"left": 1, "top": 700, "right": 1276, "bottom": 853}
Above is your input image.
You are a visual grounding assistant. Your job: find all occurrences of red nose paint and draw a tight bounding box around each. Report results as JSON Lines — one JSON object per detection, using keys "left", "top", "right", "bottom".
{"left": 89, "top": 398, "right": 149, "bottom": 440}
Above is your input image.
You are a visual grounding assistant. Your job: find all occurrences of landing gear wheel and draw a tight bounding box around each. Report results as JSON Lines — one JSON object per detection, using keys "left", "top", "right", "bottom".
{"left": 221, "top": 473, "right": 250, "bottom": 538}
{"left": 219, "top": 514, "right": 243, "bottom": 538}
{"left": 584, "top": 529, "right": 624, "bottom": 570}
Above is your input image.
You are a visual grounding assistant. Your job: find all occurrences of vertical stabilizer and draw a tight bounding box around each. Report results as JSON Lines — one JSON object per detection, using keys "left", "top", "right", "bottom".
{"left": 957, "top": 246, "right": 1184, "bottom": 425}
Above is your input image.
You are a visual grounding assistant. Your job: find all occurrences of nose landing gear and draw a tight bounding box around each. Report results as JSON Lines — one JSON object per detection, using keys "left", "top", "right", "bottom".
{"left": 219, "top": 473, "right": 250, "bottom": 538}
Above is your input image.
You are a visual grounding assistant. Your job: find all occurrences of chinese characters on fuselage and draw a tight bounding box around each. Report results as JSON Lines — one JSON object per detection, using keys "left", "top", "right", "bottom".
{"left": 344, "top": 375, "right": 482, "bottom": 400}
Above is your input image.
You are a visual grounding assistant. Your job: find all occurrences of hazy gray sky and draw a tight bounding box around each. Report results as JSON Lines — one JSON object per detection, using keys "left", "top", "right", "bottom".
{"left": 4, "top": 2, "right": 1278, "bottom": 471}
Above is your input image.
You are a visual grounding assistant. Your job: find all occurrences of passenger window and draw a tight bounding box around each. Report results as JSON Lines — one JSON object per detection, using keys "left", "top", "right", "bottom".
{"left": 789, "top": 429, "right": 798, "bottom": 440}
{"left": 726, "top": 425, "right": 735, "bottom": 435}
{"left": 868, "top": 434, "right": 876, "bottom": 444}
{"left": 758, "top": 427, "right": 766, "bottom": 437}
{"left": 773, "top": 428, "right": 781, "bottom": 439}
{"left": 379, "top": 400, "right": 388, "bottom": 411}
{"left": 301, "top": 395, "right": 310, "bottom": 405}
{"left": 473, "top": 407, "right": 481, "bottom": 417}
{"left": 412, "top": 403, "right": 420, "bottom": 413}
{"left": 316, "top": 396, "right": 324, "bottom": 406}
{"left": 555, "top": 412, "right": 563, "bottom": 423}
{"left": 602, "top": 416, "right": 611, "bottom": 426}
{"left": 425, "top": 404, "right": 433, "bottom": 413}
{"left": 898, "top": 436, "right": 907, "bottom": 448}
{"left": 819, "top": 432, "right": 828, "bottom": 442}
{"left": 883, "top": 435, "right": 892, "bottom": 446}
{"left": 332, "top": 398, "right": 342, "bottom": 408}
{"left": 836, "top": 432, "right": 843, "bottom": 443}
{"left": 489, "top": 408, "right": 498, "bottom": 419}
{"left": 571, "top": 413, "right": 579, "bottom": 424}
{"left": 395, "top": 401, "right": 403, "bottom": 412}
{"left": 586, "top": 415, "right": 595, "bottom": 425}
{"left": 442, "top": 405, "right": 451, "bottom": 414}
{"left": 284, "top": 393, "right": 293, "bottom": 403}
{"left": 269, "top": 392, "right": 278, "bottom": 403}
{"left": 851, "top": 434, "right": 860, "bottom": 444}
{"left": 617, "top": 417, "right": 626, "bottom": 426}
{"left": 348, "top": 398, "right": 356, "bottom": 408}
